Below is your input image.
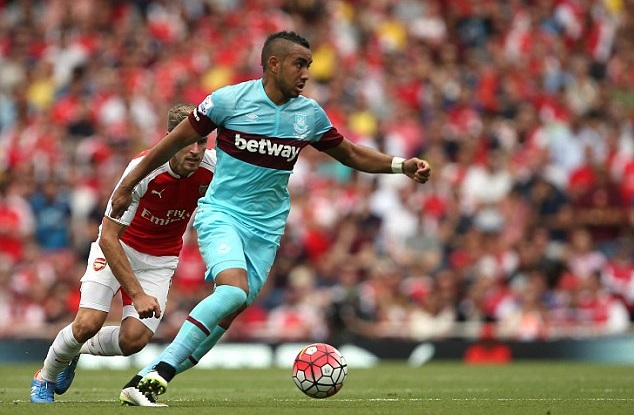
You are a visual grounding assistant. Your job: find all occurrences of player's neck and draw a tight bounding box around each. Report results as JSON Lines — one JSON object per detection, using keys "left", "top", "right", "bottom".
{"left": 262, "top": 78, "right": 290, "bottom": 106}
{"left": 168, "top": 159, "right": 185, "bottom": 178}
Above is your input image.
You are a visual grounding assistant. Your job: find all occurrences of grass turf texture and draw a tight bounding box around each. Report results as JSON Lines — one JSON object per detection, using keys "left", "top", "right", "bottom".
{"left": 3, "top": 361, "right": 632, "bottom": 414}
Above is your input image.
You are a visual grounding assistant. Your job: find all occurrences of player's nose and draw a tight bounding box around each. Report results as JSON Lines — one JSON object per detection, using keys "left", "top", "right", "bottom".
{"left": 190, "top": 142, "right": 201, "bottom": 153}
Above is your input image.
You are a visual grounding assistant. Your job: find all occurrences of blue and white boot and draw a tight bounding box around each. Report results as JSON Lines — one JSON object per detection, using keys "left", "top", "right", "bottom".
{"left": 55, "top": 355, "right": 80, "bottom": 395}
{"left": 30, "top": 370, "right": 55, "bottom": 403}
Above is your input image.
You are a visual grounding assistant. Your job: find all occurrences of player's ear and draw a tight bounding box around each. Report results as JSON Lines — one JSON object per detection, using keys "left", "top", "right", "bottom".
{"left": 268, "top": 55, "right": 280, "bottom": 74}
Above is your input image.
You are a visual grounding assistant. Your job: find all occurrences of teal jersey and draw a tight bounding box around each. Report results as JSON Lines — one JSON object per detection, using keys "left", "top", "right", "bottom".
{"left": 190, "top": 79, "right": 343, "bottom": 235}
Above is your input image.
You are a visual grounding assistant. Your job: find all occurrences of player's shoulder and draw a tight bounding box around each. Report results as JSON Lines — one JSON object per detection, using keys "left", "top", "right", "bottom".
{"left": 209, "top": 80, "right": 260, "bottom": 113}
{"left": 128, "top": 150, "right": 172, "bottom": 181}
{"left": 292, "top": 94, "right": 323, "bottom": 111}
{"left": 215, "top": 79, "right": 260, "bottom": 98}
{"left": 202, "top": 148, "right": 217, "bottom": 164}
{"left": 122, "top": 150, "right": 148, "bottom": 172}
{"left": 201, "top": 148, "right": 217, "bottom": 171}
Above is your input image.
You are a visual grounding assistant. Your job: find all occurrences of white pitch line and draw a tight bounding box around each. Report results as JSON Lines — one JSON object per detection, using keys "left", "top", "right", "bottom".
{"left": 10, "top": 397, "right": 634, "bottom": 404}
{"left": 274, "top": 397, "right": 634, "bottom": 402}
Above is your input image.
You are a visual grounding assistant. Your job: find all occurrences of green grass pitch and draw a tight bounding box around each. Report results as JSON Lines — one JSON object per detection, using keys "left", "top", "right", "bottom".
{"left": 3, "top": 361, "right": 633, "bottom": 414}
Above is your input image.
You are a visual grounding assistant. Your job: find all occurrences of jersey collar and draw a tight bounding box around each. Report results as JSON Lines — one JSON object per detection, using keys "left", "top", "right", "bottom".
{"left": 259, "top": 78, "right": 292, "bottom": 109}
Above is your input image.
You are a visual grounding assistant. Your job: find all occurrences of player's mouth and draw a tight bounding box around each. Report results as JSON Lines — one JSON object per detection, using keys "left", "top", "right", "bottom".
{"left": 296, "top": 83, "right": 305, "bottom": 93}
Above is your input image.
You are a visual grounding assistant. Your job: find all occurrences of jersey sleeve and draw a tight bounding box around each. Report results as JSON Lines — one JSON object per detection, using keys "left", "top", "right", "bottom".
{"left": 311, "top": 126, "right": 344, "bottom": 151}
{"left": 189, "top": 94, "right": 217, "bottom": 137}
{"left": 311, "top": 103, "right": 344, "bottom": 151}
{"left": 189, "top": 86, "right": 236, "bottom": 136}
{"left": 202, "top": 148, "right": 217, "bottom": 173}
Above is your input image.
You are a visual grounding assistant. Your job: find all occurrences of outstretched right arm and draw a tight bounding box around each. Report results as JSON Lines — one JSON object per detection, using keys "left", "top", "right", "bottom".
{"left": 110, "top": 118, "right": 203, "bottom": 219}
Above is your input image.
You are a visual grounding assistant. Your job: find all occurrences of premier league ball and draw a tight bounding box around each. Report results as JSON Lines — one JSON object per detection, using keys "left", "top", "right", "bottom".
{"left": 292, "top": 343, "right": 348, "bottom": 399}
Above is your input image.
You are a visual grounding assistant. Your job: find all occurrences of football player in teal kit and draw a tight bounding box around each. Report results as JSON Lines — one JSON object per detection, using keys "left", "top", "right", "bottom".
{"left": 110, "top": 31, "right": 431, "bottom": 406}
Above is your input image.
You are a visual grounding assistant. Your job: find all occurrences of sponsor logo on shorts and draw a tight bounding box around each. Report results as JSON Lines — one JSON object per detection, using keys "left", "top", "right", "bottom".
{"left": 93, "top": 257, "right": 107, "bottom": 271}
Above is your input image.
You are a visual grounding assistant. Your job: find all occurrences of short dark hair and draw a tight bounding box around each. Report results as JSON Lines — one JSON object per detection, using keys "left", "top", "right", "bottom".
{"left": 167, "top": 103, "right": 196, "bottom": 131}
{"left": 260, "top": 31, "right": 310, "bottom": 70}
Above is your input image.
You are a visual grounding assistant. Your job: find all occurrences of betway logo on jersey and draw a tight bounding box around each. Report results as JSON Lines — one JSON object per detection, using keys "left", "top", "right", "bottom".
{"left": 234, "top": 134, "right": 300, "bottom": 162}
{"left": 217, "top": 128, "right": 309, "bottom": 170}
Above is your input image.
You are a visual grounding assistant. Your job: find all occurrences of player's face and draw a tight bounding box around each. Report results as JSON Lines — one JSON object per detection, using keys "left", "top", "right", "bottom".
{"left": 170, "top": 136, "right": 208, "bottom": 177}
{"left": 277, "top": 44, "right": 312, "bottom": 99}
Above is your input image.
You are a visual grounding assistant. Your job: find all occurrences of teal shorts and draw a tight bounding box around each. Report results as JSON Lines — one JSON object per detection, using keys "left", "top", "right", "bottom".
{"left": 194, "top": 210, "right": 280, "bottom": 305}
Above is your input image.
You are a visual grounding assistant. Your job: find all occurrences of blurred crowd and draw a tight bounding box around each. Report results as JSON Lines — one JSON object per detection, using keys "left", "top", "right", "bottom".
{"left": 1, "top": 0, "right": 634, "bottom": 344}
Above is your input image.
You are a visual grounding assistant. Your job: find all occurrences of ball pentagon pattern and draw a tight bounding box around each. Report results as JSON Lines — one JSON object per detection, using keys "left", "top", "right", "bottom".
{"left": 292, "top": 343, "right": 348, "bottom": 399}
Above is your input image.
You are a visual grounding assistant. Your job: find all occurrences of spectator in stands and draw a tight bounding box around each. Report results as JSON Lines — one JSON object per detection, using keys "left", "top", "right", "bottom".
{"left": 0, "top": 175, "right": 34, "bottom": 265}
{"left": 564, "top": 227, "right": 607, "bottom": 281}
{"left": 570, "top": 162, "right": 628, "bottom": 255}
{"left": 600, "top": 239, "right": 634, "bottom": 320}
{"left": 28, "top": 179, "right": 73, "bottom": 252}
{"left": 568, "top": 271, "right": 630, "bottom": 336}
{"left": 266, "top": 265, "right": 329, "bottom": 342}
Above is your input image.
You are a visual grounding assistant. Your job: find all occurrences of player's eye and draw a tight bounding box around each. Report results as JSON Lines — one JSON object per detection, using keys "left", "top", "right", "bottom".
{"left": 295, "top": 60, "right": 310, "bottom": 69}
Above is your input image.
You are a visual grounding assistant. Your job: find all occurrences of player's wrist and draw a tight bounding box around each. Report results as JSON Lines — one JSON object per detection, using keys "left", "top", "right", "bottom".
{"left": 391, "top": 157, "right": 405, "bottom": 174}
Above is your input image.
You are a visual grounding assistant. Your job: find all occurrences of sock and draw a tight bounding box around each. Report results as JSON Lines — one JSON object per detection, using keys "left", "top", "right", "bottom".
{"left": 154, "top": 362, "right": 176, "bottom": 382}
{"left": 135, "top": 325, "right": 226, "bottom": 377}
{"left": 140, "top": 285, "right": 246, "bottom": 378}
{"left": 176, "top": 325, "right": 226, "bottom": 374}
{"left": 80, "top": 326, "right": 123, "bottom": 356}
{"left": 124, "top": 375, "right": 143, "bottom": 389}
{"left": 40, "top": 324, "right": 82, "bottom": 382}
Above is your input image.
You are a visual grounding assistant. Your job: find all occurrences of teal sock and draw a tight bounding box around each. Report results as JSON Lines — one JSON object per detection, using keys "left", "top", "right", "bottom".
{"left": 152, "top": 285, "right": 246, "bottom": 370}
{"left": 176, "top": 325, "right": 226, "bottom": 374}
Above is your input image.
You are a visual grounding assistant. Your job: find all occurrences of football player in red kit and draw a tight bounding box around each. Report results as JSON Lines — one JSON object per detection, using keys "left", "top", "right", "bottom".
{"left": 31, "top": 103, "right": 216, "bottom": 403}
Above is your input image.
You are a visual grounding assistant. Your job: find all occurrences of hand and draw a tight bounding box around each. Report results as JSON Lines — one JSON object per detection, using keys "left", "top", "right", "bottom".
{"left": 403, "top": 158, "right": 431, "bottom": 183}
{"left": 132, "top": 292, "right": 162, "bottom": 319}
{"left": 110, "top": 185, "right": 133, "bottom": 220}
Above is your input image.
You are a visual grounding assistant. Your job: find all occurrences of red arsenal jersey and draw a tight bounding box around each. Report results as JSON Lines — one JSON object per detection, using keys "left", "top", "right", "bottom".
{"left": 105, "top": 149, "right": 215, "bottom": 256}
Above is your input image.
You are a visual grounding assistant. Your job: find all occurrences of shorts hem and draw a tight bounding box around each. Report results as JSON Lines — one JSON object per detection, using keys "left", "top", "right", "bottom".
{"left": 208, "top": 260, "right": 247, "bottom": 281}
{"left": 77, "top": 302, "right": 111, "bottom": 313}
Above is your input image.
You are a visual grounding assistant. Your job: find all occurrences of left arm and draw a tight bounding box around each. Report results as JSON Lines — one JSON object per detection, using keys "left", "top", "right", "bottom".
{"left": 324, "top": 138, "right": 431, "bottom": 183}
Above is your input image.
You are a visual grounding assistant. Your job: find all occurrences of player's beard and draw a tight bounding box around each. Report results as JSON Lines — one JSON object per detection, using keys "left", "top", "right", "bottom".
{"left": 277, "top": 73, "right": 302, "bottom": 99}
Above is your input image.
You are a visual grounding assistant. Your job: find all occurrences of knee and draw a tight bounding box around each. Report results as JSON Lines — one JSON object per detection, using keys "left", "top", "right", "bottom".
{"left": 219, "top": 304, "right": 246, "bottom": 329}
{"left": 72, "top": 318, "right": 102, "bottom": 343}
{"left": 215, "top": 284, "right": 247, "bottom": 311}
{"left": 215, "top": 269, "right": 250, "bottom": 298}
{"left": 118, "top": 332, "right": 149, "bottom": 356}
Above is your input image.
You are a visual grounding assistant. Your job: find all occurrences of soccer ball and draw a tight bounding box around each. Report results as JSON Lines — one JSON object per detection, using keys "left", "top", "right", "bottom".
{"left": 292, "top": 343, "right": 348, "bottom": 399}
